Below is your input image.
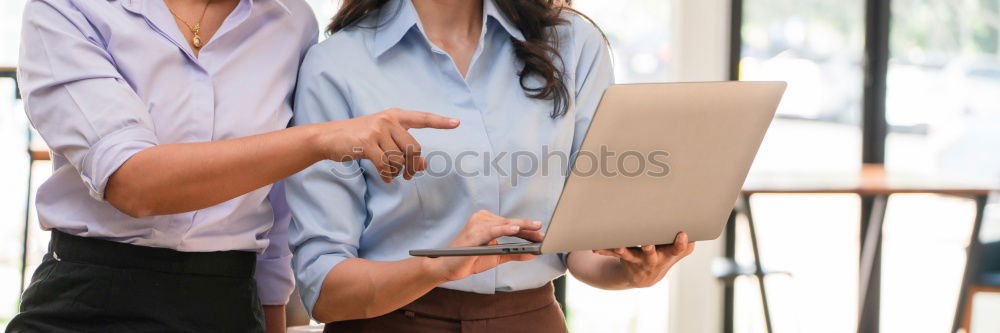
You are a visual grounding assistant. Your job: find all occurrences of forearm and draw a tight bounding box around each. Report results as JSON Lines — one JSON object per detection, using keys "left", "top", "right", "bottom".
{"left": 105, "top": 125, "right": 324, "bottom": 218}
{"left": 264, "top": 305, "right": 286, "bottom": 333}
{"left": 566, "top": 251, "right": 632, "bottom": 290}
{"left": 313, "top": 257, "right": 447, "bottom": 323}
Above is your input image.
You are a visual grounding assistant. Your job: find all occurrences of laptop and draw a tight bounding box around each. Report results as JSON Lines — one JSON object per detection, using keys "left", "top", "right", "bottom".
{"left": 410, "top": 81, "right": 786, "bottom": 257}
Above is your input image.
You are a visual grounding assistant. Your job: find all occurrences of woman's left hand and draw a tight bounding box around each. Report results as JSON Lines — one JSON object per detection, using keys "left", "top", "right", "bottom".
{"left": 594, "top": 232, "right": 696, "bottom": 288}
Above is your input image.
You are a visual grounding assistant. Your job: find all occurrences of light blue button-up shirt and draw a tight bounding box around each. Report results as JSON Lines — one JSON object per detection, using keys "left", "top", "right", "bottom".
{"left": 287, "top": 0, "right": 614, "bottom": 314}
{"left": 18, "top": 0, "right": 317, "bottom": 304}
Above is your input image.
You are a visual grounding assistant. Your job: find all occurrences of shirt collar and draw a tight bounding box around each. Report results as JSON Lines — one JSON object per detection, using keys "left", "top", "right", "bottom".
{"left": 370, "top": 0, "right": 420, "bottom": 57}
{"left": 370, "top": 0, "right": 525, "bottom": 58}
{"left": 483, "top": 0, "right": 525, "bottom": 42}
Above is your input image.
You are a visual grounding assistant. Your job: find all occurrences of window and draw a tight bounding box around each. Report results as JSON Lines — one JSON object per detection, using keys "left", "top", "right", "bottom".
{"left": 1, "top": 0, "right": 28, "bottom": 327}
{"left": 733, "top": 0, "right": 1000, "bottom": 332}
{"left": 880, "top": 0, "right": 1000, "bottom": 331}
{"left": 740, "top": 0, "right": 864, "bottom": 174}
{"left": 0, "top": 0, "right": 24, "bottom": 66}
{"left": 735, "top": 0, "right": 865, "bottom": 331}
{"left": 886, "top": 0, "right": 1000, "bottom": 181}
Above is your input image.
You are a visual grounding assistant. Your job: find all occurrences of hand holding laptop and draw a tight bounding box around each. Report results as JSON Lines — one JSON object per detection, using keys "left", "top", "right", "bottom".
{"left": 593, "top": 232, "right": 696, "bottom": 288}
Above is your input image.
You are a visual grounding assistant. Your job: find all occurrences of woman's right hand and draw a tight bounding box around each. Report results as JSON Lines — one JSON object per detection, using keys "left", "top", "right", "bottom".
{"left": 423, "top": 210, "right": 545, "bottom": 282}
{"left": 309, "top": 108, "right": 460, "bottom": 183}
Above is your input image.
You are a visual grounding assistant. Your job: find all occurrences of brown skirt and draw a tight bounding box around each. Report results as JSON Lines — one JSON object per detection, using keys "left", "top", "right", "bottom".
{"left": 324, "top": 283, "right": 568, "bottom": 333}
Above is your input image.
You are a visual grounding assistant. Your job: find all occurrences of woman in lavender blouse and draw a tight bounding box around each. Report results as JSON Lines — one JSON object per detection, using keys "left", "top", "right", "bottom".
{"left": 7, "top": 0, "right": 459, "bottom": 331}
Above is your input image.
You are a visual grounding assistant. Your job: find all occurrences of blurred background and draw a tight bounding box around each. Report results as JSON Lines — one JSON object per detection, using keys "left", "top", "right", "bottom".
{"left": 1, "top": 0, "right": 999, "bottom": 332}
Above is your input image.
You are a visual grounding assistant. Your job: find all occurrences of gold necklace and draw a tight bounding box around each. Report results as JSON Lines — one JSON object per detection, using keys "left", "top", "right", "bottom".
{"left": 166, "top": 0, "right": 211, "bottom": 49}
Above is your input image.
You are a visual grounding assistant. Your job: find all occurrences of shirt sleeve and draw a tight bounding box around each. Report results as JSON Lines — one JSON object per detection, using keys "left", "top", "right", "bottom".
{"left": 286, "top": 46, "right": 369, "bottom": 317}
{"left": 253, "top": 18, "right": 319, "bottom": 307}
{"left": 561, "top": 15, "right": 615, "bottom": 265}
{"left": 569, "top": 15, "right": 616, "bottom": 157}
{"left": 254, "top": 181, "right": 296, "bottom": 306}
{"left": 18, "top": 0, "right": 159, "bottom": 201}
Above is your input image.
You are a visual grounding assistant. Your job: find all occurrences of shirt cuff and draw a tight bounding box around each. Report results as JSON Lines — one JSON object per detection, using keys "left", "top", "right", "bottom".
{"left": 297, "top": 254, "right": 348, "bottom": 317}
{"left": 256, "top": 253, "right": 296, "bottom": 306}
{"left": 80, "top": 125, "right": 158, "bottom": 201}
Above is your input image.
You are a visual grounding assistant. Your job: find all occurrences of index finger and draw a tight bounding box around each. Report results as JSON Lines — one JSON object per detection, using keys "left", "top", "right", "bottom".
{"left": 394, "top": 110, "right": 460, "bottom": 129}
{"left": 502, "top": 219, "right": 543, "bottom": 231}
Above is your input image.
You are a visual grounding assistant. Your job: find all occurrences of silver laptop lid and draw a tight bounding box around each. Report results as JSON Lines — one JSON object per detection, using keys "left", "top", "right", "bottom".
{"left": 540, "top": 81, "right": 785, "bottom": 253}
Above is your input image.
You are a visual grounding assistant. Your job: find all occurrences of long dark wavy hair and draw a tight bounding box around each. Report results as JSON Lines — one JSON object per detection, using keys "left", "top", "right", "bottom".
{"left": 327, "top": 0, "right": 604, "bottom": 118}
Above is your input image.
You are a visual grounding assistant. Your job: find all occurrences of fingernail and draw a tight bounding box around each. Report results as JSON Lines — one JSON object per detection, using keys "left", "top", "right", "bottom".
{"left": 509, "top": 226, "right": 520, "bottom": 232}
{"left": 449, "top": 119, "right": 460, "bottom": 126}
{"left": 533, "top": 221, "right": 542, "bottom": 228}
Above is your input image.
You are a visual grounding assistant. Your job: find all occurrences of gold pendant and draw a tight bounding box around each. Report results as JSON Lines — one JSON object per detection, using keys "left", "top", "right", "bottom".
{"left": 191, "top": 24, "right": 203, "bottom": 49}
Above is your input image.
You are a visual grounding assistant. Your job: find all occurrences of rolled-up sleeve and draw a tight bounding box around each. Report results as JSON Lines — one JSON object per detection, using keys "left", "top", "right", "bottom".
{"left": 286, "top": 46, "right": 369, "bottom": 317}
{"left": 255, "top": 181, "right": 296, "bottom": 306}
{"left": 18, "top": 0, "right": 159, "bottom": 201}
{"left": 253, "top": 12, "right": 319, "bottom": 307}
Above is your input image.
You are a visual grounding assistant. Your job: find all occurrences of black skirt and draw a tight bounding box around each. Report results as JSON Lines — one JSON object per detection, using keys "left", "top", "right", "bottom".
{"left": 6, "top": 230, "right": 264, "bottom": 333}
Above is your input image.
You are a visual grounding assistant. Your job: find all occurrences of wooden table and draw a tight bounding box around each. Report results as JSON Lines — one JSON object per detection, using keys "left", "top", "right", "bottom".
{"left": 742, "top": 164, "right": 993, "bottom": 196}
{"left": 723, "top": 164, "right": 995, "bottom": 333}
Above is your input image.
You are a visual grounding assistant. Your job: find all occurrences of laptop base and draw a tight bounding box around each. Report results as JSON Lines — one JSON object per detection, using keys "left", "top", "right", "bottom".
{"left": 410, "top": 242, "right": 542, "bottom": 258}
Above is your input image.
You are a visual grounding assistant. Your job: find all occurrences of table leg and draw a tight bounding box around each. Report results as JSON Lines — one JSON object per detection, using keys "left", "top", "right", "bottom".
{"left": 723, "top": 208, "right": 737, "bottom": 333}
{"left": 951, "top": 194, "right": 989, "bottom": 333}
{"left": 740, "top": 194, "right": 774, "bottom": 333}
{"left": 858, "top": 195, "right": 887, "bottom": 333}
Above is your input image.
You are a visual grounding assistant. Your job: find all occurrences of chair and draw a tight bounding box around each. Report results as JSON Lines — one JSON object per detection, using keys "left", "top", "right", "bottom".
{"left": 715, "top": 197, "right": 791, "bottom": 333}
{"left": 960, "top": 241, "right": 1000, "bottom": 331}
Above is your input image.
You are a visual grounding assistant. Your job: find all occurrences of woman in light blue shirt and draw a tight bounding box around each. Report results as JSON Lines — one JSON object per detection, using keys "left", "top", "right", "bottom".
{"left": 288, "top": 0, "right": 696, "bottom": 330}
{"left": 10, "top": 0, "right": 456, "bottom": 331}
